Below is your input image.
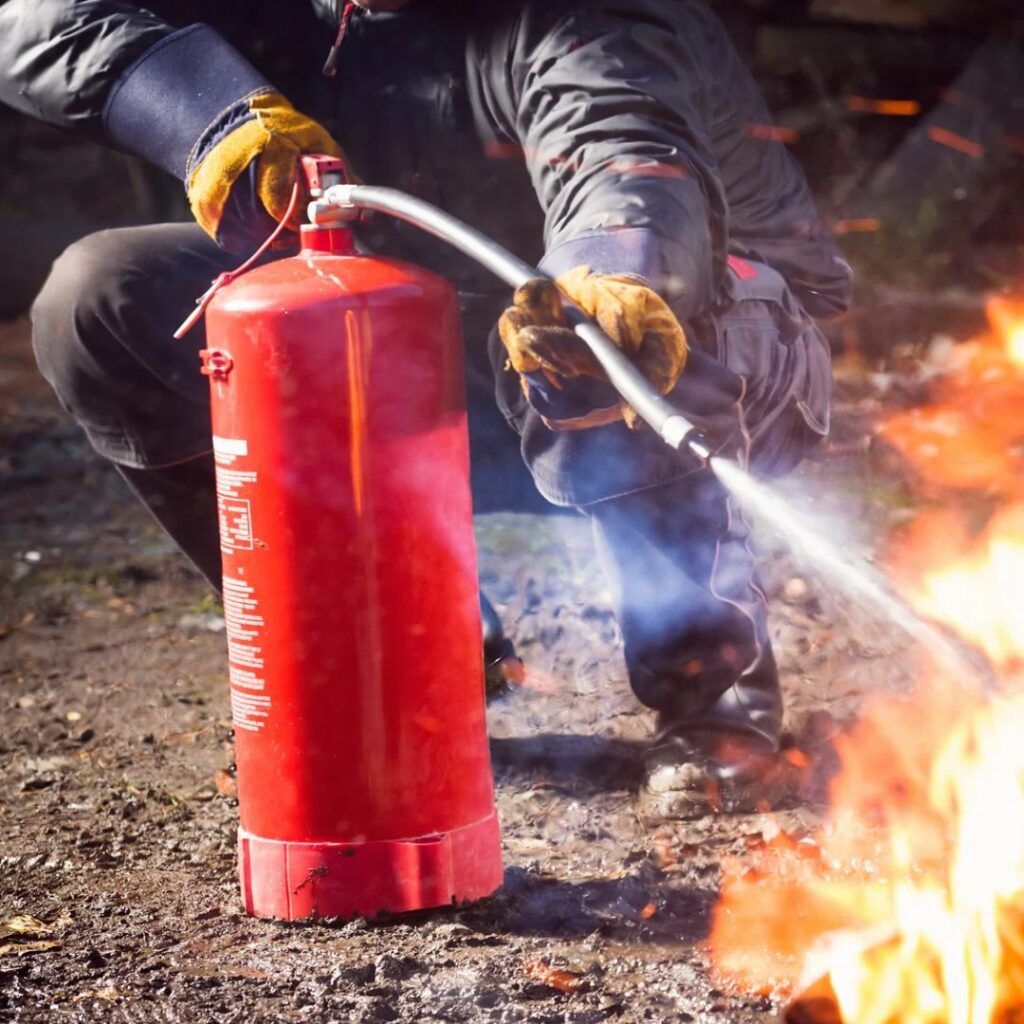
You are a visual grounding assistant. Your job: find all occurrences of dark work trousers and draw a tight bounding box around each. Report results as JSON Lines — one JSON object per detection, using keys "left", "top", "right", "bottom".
{"left": 31, "top": 224, "right": 782, "bottom": 746}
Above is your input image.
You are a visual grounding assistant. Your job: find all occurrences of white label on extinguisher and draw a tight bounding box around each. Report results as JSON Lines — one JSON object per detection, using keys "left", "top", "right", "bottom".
{"left": 223, "top": 575, "right": 270, "bottom": 732}
{"left": 213, "top": 435, "right": 257, "bottom": 553}
{"left": 213, "top": 436, "right": 272, "bottom": 732}
{"left": 216, "top": 473, "right": 257, "bottom": 553}
{"left": 212, "top": 435, "right": 248, "bottom": 462}
{"left": 231, "top": 690, "right": 271, "bottom": 732}
{"left": 219, "top": 498, "right": 253, "bottom": 550}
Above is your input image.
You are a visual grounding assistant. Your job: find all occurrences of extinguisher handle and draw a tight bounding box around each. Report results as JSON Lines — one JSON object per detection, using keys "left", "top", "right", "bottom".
{"left": 299, "top": 154, "right": 350, "bottom": 199}
{"left": 309, "top": 184, "right": 709, "bottom": 459}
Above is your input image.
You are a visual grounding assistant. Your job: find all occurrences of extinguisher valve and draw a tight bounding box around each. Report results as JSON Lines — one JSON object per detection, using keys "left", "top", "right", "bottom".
{"left": 301, "top": 154, "right": 365, "bottom": 229}
{"left": 307, "top": 181, "right": 363, "bottom": 226}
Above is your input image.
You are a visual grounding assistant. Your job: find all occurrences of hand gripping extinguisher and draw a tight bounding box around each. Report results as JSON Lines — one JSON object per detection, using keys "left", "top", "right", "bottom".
{"left": 201, "top": 156, "right": 503, "bottom": 920}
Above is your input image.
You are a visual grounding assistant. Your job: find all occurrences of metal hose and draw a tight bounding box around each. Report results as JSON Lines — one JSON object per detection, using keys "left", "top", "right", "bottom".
{"left": 309, "top": 184, "right": 709, "bottom": 459}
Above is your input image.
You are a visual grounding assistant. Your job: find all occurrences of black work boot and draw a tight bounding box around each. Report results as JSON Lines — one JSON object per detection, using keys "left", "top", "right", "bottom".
{"left": 638, "top": 646, "right": 787, "bottom": 823}
{"left": 584, "top": 469, "right": 788, "bottom": 822}
{"left": 481, "top": 592, "right": 524, "bottom": 701}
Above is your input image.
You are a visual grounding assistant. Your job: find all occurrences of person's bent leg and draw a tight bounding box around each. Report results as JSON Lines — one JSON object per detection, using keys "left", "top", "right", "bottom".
{"left": 116, "top": 457, "right": 221, "bottom": 587}
{"left": 31, "top": 224, "right": 236, "bottom": 585}
{"left": 586, "top": 468, "right": 785, "bottom": 819}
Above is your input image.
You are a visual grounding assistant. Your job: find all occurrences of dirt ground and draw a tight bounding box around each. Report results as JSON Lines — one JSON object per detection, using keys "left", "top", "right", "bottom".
{"left": 0, "top": 311, "right": 930, "bottom": 1024}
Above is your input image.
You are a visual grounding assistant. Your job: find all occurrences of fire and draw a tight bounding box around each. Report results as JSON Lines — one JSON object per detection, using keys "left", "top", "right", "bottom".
{"left": 708, "top": 298, "right": 1024, "bottom": 1023}
{"left": 877, "top": 298, "right": 1024, "bottom": 495}
{"left": 898, "top": 505, "right": 1024, "bottom": 675}
{"left": 990, "top": 301, "right": 1024, "bottom": 367}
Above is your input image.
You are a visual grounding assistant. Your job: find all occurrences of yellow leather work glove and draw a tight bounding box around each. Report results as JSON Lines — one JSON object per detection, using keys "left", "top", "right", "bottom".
{"left": 186, "top": 91, "right": 344, "bottom": 248}
{"left": 498, "top": 265, "right": 689, "bottom": 429}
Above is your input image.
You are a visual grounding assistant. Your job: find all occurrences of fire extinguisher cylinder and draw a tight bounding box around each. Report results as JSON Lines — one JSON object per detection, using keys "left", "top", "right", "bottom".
{"left": 205, "top": 206, "right": 503, "bottom": 921}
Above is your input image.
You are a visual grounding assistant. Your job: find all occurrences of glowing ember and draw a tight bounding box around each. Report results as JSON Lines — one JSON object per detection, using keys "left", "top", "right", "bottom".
{"left": 835, "top": 219, "right": 883, "bottom": 235}
{"left": 927, "top": 126, "right": 984, "bottom": 159}
{"left": 844, "top": 97, "right": 922, "bottom": 117}
{"left": 709, "top": 298, "right": 1024, "bottom": 1023}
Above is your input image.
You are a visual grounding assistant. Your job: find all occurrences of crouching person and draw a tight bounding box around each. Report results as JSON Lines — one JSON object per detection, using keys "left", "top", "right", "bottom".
{"left": 6, "top": 0, "right": 850, "bottom": 821}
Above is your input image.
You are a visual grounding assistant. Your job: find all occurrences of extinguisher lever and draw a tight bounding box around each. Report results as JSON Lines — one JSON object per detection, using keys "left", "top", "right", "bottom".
{"left": 299, "top": 154, "right": 350, "bottom": 199}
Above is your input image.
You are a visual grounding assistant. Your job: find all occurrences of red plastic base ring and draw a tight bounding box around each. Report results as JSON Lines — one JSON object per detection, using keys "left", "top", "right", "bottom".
{"left": 238, "top": 812, "right": 503, "bottom": 921}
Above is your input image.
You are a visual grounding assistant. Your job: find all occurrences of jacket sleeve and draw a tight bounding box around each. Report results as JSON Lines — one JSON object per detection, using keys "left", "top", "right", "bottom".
{"left": 508, "top": 2, "right": 729, "bottom": 322}
{"left": 0, "top": 0, "right": 271, "bottom": 179}
{"left": 0, "top": 0, "right": 170, "bottom": 131}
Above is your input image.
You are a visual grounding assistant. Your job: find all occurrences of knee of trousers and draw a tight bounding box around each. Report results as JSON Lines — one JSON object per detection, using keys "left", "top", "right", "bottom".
{"left": 30, "top": 231, "right": 140, "bottom": 414}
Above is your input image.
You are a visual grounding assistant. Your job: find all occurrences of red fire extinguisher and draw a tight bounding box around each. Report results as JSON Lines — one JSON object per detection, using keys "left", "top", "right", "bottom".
{"left": 200, "top": 157, "right": 502, "bottom": 921}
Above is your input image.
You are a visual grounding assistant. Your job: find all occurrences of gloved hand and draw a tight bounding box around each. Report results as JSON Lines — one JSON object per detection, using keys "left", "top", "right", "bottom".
{"left": 498, "top": 265, "right": 688, "bottom": 429}
{"left": 186, "top": 91, "right": 343, "bottom": 252}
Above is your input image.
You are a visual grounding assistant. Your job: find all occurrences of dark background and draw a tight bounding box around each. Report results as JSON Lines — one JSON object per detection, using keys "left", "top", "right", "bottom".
{"left": 3, "top": 0, "right": 1023, "bottom": 329}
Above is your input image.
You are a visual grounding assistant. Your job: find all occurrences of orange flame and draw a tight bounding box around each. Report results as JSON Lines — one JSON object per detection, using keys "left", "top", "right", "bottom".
{"left": 878, "top": 299, "right": 1024, "bottom": 495}
{"left": 709, "top": 298, "right": 1024, "bottom": 1022}
{"left": 895, "top": 505, "right": 1024, "bottom": 675}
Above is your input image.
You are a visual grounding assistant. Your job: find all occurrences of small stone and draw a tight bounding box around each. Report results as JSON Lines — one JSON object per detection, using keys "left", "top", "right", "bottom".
{"left": 353, "top": 998, "right": 400, "bottom": 1023}
{"left": 373, "top": 954, "right": 415, "bottom": 984}
{"left": 21, "top": 777, "right": 54, "bottom": 792}
{"left": 329, "top": 963, "right": 375, "bottom": 987}
{"left": 476, "top": 989, "right": 503, "bottom": 1008}
{"left": 83, "top": 949, "right": 107, "bottom": 969}
{"left": 177, "top": 612, "right": 226, "bottom": 633}
{"left": 431, "top": 921, "right": 472, "bottom": 945}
